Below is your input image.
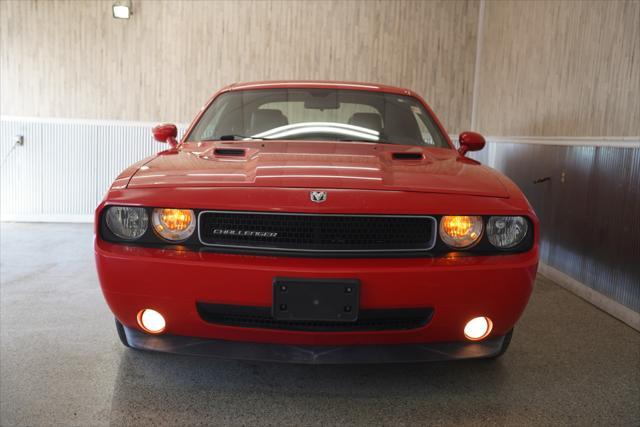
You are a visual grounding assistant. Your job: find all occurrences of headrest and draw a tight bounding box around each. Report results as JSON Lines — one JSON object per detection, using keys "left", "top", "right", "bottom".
{"left": 249, "top": 109, "right": 289, "bottom": 134}
{"left": 348, "top": 113, "right": 383, "bottom": 133}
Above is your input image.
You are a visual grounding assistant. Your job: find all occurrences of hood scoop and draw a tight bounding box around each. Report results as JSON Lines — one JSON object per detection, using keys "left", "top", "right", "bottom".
{"left": 392, "top": 152, "right": 424, "bottom": 160}
{"left": 213, "top": 148, "right": 246, "bottom": 157}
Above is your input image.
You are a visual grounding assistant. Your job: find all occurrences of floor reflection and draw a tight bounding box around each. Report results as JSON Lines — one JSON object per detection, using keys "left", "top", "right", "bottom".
{"left": 108, "top": 349, "right": 509, "bottom": 425}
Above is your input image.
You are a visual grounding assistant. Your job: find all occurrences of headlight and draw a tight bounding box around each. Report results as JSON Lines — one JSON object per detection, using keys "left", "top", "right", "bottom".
{"left": 105, "top": 206, "right": 149, "bottom": 240}
{"left": 487, "top": 216, "right": 528, "bottom": 248}
{"left": 439, "top": 215, "right": 483, "bottom": 249}
{"left": 152, "top": 208, "right": 196, "bottom": 242}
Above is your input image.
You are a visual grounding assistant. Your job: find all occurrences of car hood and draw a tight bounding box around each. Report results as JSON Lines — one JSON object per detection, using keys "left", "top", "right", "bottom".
{"left": 127, "top": 140, "right": 509, "bottom": 198}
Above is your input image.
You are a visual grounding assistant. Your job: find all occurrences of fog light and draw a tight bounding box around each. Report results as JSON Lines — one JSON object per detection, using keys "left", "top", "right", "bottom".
{"left": 464, "top": 316, "right": 492, "bottom": 341}
{"left": 137, "top": 309, "right": 166, "bottom": 334}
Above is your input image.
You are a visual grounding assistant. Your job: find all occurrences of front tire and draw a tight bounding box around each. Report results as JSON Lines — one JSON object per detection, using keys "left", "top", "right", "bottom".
{"left": 115, "top": 318, "right": 131, "bottom": 348}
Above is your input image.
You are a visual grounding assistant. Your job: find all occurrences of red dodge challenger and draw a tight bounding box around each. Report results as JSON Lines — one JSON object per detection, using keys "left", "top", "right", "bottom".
{"left": 95, "top": 81, "right": 539, "bottom": 363}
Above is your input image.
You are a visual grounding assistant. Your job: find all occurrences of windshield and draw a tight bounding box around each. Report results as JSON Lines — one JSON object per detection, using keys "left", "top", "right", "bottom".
{"left": 186, "top": 88, "right": 450, "bottom": 148}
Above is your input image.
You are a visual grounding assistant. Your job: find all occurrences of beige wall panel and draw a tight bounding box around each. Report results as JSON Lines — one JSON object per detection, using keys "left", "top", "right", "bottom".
{"left": 0, "top": 0, "right": 478, "bottom": 133}
{"left": 476, "top": 0, "right": 640, "bottom": 137}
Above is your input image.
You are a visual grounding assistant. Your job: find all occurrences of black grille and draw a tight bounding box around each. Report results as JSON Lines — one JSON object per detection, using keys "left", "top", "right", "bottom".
{"left": 196, "top": 303, "right": 434, "bottom": 332}
{"left": 198, "top": 211, "right": 435, "bottom": 254}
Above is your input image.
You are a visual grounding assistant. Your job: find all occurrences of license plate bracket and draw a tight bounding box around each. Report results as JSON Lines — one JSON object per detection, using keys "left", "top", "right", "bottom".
{"left": 272, "top": 277, "right": 360, "bottom": 322}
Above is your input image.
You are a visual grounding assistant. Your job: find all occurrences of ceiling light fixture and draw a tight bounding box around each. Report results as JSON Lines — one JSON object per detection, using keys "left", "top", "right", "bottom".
{"left": 112, "top": 0, "right": 132, "bottom": 19}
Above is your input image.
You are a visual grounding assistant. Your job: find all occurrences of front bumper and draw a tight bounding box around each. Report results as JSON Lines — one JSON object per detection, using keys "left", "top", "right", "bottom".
{"left": 97, "top": 239, "right": 538, "bottom": 349}
{"left": 123, "top": 324, "right": 508, "bottom": 364}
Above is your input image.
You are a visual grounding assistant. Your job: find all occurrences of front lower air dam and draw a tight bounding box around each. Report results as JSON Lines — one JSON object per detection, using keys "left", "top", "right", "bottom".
{"left": 137, "top": 309, "right": 166, "bottom": 334}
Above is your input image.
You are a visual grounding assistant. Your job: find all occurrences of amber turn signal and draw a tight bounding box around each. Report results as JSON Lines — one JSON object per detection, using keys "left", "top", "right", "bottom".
{"left": 152, "top": 208, "right": 196, "bottom": 242}
{"left": 439, "top": 215, "right": 483, "bottom": 249}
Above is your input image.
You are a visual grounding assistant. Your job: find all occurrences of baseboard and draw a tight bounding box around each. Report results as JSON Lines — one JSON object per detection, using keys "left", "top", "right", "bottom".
{"left": 0, "top": 214, "right": 94, "bottom": 223}
{"left": 538, "top": 263, "right": 640, "bottom": 331}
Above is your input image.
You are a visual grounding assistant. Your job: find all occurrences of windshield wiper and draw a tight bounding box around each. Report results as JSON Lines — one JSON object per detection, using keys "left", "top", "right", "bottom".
{"left": 202, "top": 135, "right": 272, "bottom": 141}
{"left": 338, "top": 139, "right": 394, "bottom": 144}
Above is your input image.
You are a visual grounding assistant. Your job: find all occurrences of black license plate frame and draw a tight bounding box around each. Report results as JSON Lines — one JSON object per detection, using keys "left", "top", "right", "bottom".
{"left": 272, "top": 277, "right": 360, "bottom": 322}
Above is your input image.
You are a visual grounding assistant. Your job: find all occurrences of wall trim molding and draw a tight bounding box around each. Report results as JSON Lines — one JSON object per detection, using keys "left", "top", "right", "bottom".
{"left": 538, "top": 262, "right": 640, "bottom": 332}
{"left": 0, "top": 115, "right": 189, "bottom": 129}
{"left": 4, "top": 116, "right": 638, "bottom": 148}
{"left": 487, "top": 136, "right": 640, "bottom": 148}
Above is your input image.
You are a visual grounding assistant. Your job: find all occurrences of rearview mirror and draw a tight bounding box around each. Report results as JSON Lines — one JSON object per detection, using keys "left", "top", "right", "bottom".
{"left": 304, "top": 91, "right": 340, "bottom": 110}
{"left": 152, "top": 123, "right": 178, "bottom": 148}
{"left": 458, "top": 131, "right": 485, "bottom": 156}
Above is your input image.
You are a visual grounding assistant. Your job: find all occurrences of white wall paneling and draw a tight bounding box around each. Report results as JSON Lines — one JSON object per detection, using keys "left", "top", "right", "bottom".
{"left": 0, "top": 117, "right": 186, "bottom": 222}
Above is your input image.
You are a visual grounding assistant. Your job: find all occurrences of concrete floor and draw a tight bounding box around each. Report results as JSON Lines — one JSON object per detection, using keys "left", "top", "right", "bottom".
{"left": 0, "top": 223, "right": 638, "bottom": 426}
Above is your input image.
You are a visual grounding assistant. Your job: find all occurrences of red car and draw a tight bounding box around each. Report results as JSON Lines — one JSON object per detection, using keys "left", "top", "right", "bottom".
{"left": 95, "top": 81, "right": 538, "bottom": 363}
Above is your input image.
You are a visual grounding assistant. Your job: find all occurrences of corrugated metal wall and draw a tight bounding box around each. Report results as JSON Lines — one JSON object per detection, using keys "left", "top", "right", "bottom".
{"left": 0, "top": 118, "right": 186, "bottom": 220}
{"left": 476, "top": 142, "right": 640, "bottom": 313}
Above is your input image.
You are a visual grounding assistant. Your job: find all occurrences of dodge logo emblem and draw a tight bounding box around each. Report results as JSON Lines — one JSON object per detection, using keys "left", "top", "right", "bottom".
{"left": 310, "top": 191, "right": 327, "bottom": 203}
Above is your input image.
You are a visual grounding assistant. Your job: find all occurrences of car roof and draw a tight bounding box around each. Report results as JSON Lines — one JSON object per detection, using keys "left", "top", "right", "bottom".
{"left": 226, "top": 80, "right": 414, "bottom": 96}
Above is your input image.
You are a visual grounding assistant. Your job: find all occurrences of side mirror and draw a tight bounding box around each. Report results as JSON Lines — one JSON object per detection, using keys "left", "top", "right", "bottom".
{"left": 458, "top": 131, "right": 485, "bottom": 156}
{"left": 152, "top": 123, "right": 178, "bottom": 148}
